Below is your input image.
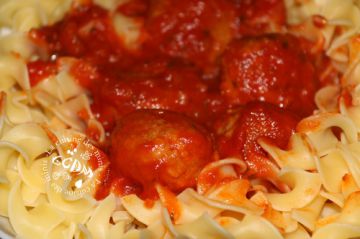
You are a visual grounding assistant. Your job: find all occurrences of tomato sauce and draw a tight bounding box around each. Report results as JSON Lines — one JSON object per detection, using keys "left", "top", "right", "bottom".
{"left": 236, "top": 0, "right": 286, "bottom": 36}
{"left": 27, "top": 0, "right": 330, "bottom": 200}
{"left": 216, "top": 102, "right": 299, "bottom": 180}
{"left": 27, "top": 60, "right": 58, "bottom": 87}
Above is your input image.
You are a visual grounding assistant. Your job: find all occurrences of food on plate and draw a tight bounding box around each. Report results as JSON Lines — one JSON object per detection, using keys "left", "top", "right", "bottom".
{"left": 220, "top": 34, "right": 317, "bottom": 116}
{"left": 216, "top": 101, "right": 299, "bottom": 182}
{"left": 110, "top": 109, "right": 214, "bottom": 196}
{"left": 0, "top": 0, "right": 360, "bottom": 238}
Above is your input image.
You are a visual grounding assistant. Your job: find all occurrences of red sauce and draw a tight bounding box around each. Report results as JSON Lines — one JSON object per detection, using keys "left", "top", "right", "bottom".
{"left": 144, "top": 199, "right": 155, "bottom": 209}
{"left": 29, "top": 4, "right": 125, "bottom": 63}
{"left": 27, "top": 60, "right": 58, "bottom": 87}
{"left": 94, "top": 166, "right": 141, "bottom": 199}
{"left": 117, "top": 0, "right": 148, "bottom": 16}
{"left": 217, "top": 102, "right": 299, "bottom": 180}
{"left": 157, "top": 185, "right": 182, "bottom": 222}
{"left": 110, "top": 110, "right": 214, "bottom": 197}
{"left": 340, "top": 87, "right": 354, "bottom": 107}
{"left": 312, "top": 15, "right": 328, "bottom": 29}
{"left": 197, "top": 167, "right": 238, "bottom": 194}
{"left": 27, "top": 1, "right": 330, "bottom": 200}
{"left": 89, "top": 63, "right": 225, "bottom": 131}
{"left": 221, "top": 34, "right": 318, "bottom": 117}
{"left": 236, "top": 0, "right": 286, "bottom": 36}
{"left": 143, "top": 0, "right": 238, "bottom": 72}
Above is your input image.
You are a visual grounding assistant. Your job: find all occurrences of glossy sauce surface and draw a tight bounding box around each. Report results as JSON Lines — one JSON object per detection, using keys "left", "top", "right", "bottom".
{"left": 221, "top": 34, "right": 317, "bottom": 116}
{"left": 216, "top": 102, "right": 299, "bottom": 180}
{"left": 110, "top": 110, "right": 214, "bottom": 198}
{"left": 27, "top": 0, "right": 327, "bottom": 200}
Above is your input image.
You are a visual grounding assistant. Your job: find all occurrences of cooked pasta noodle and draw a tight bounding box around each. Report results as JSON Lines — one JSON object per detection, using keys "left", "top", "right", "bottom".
{"left": 0, "top": 0, "right": 360, "bottom": 239}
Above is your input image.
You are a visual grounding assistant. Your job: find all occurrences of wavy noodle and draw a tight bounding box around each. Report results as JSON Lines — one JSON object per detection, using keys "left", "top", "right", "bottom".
{"left": 206, "top": 179, "right": 263, "bottom": 215}
{"left": 266, "top": 168, "right": 322, "bottom": 212}
{"left": 259, "top": 133, "right": 316, "bottom": 170}
{"left": 0, "top": 183, "right": 10, "bottom": 217}
{"left": 341, "top": 173, "right": 360, "bottom": 200}
{"left": 0, "top": 33, "right": 34, "bottom": 59}
{"left": 317, "top": 149, "right": 348, "bottom": 193}
{"left": 284, "top": 225, "right": 311, "bottom": 239}
{"left": 175, "top": 213, "right": 234, "bottom": 239}
{"left": 320, "top": 191, "right": 344, "bottom": 208}
{"left": 93, "top": 0, "right": 129, "bottom": 10}
{"left": 315, "top": 85, "right": 340, "bottom": 113}
{"left": 221, "top": 214, "right": 283, "bottom": 239}
{"left": 197, "top": 157, "right": 246, "bottom": 195}
{"left": 291, "top": 195, "right": 326, "bottom": 231}
{"left": 121, "top": 194, "right": 162, "bottom": 226}
{"left": 2, "top": 123, "right": 51, "bottom": 158}
{"left": 288, "top": 0, "right": 360, "bottom": 61}
{"left": 261, "top": 205, "right": 298, "bottom": 234}
{"left": 0, "top": 0, "right": 71, "bottom": 32}
{"left": 32, "top": 65, "right": 105, "bottom": 141}
{"left": 0, "top": 55, "right": 29, "bottom": 91}
{"left": 48, "top": 223, "right": 77, "bottom": 239}
{"left": 336, "top": 144, "right": 360, "bottom": 188}
{"left": 45, "top": 160, "right": 97, "bottom": 214}
{"left": 187, "top": 188, "right": 263, "bottom": 216}
{"left": 0, "top": 122, "right": 53, "bottom": 183}
{"left": 113, "top": 13, "right": 143, "bottom": 50}
{"left": 297, "top": 113, "right": 357, "bottom": 147}
{"left": 8, "top": 180, "right": 65, "bottom": 239}
{"left": 5, "top": 91, "right": 34, "bottom": 124}
{"left": 87, "top": 194, "right": 116, "bottom": 239}
{"left": 312, "top": 223, "right": 360, "bottom": 239}
{"left": 17, "top": 156, "right": 47, "bottom": 193}
{"left": 175, "top": 189, "right": 222, "bottom": 224}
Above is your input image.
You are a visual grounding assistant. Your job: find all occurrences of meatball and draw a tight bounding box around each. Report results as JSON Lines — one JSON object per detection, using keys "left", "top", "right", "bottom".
{"left": 237, "top": 0, "right": 286, "bottom": 36}
{"left": 221, "top": 34, "right": 318, "bottom": 117}
{"left": 217, "top": 102, "right": 299, "bottom": 179}
{"left": 144, "top": 0, "right": 237, "bottom": 71}
{"left": 110, "top": 110, "right": 214, "bottom": 194}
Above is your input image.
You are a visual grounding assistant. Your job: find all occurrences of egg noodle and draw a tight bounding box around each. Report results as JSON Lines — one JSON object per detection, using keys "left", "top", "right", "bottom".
{"left": 0, "top": 0, "right": 360, "bottom": 238}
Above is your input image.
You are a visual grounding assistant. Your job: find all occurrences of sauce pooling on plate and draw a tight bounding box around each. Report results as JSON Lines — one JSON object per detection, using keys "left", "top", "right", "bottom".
{"left": 27, "top": 0, "right": 329, "bottom": 200}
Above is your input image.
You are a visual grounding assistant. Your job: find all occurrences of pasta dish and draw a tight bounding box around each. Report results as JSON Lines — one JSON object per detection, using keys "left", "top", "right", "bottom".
{"left": 0, "top": 0, "right": 360, "bottom": 238}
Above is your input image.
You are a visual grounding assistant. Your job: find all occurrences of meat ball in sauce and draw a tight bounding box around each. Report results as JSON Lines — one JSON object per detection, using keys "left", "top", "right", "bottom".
{"left": 110, "top": 110, "right": 214, "bottom": 196}
{"left": 236, "top": 0, "right": 286, "bottom": 36}
{"left": 221, "top": 34, "right": 318, "bottom": 117}
{"left": 216, "top": 102, "right": 299, "bottom": 180}
{"left": 144, "top": 0, "right": 237, "bottom": 72}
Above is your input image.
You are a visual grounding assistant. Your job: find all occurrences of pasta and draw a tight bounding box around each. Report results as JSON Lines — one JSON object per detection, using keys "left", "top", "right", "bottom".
{"left": 0, "top": 0, "right": 360, "bottom": 238}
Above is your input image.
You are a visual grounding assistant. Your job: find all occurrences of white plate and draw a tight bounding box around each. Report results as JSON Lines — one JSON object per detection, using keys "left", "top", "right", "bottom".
{"left": 0, "top": 217, "right": 14, "bottom": 239}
